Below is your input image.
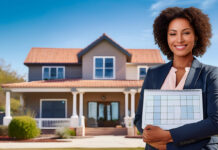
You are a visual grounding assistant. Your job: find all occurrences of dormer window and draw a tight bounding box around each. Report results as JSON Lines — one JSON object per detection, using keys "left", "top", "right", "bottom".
{"left": 42, "top": 66, "right": 65, "bottom": 80}
{"left": 138, "top": 66, "right": 147, "bottom": 80}
{"left": 94, "top": 56, "right": 115, "bottom": 79}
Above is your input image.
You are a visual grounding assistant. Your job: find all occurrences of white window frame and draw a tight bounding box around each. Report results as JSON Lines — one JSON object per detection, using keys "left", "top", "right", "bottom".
{"left": 93, "top": 56, "right": 115, "bottom": 79}
{"left": 137, "top": 66, "right": 149, "bottom": 80}
{"left": 42, "top": 66, "right": 65, "bottom": 80}
{"left": 40, "top": 99, "right": 67, "bottom": 118}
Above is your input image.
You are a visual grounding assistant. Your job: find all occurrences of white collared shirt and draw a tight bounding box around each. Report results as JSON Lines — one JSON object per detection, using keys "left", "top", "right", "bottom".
{"left": 161, "top": 67, "right": 190, "bottom": 90}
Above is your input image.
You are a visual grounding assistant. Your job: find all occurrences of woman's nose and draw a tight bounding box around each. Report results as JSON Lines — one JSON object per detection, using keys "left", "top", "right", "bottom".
{"left": 177, "top": 34, "right": 184, "bottom": 43}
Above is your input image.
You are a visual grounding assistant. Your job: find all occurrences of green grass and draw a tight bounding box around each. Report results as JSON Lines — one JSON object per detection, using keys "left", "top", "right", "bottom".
{"left": 0, "top": 148, "right": 144, "bottom": 150}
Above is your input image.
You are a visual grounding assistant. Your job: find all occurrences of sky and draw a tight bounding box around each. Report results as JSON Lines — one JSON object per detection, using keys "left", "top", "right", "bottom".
{"left": 0, "top": 0, "right": 218, "bottom": 80}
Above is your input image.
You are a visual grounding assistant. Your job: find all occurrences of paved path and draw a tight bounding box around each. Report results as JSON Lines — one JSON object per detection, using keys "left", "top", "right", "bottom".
{"left": 0, "top": 136, "right": 146, "bottom": 149}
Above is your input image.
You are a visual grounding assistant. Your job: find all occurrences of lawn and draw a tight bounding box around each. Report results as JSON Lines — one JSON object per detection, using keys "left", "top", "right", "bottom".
{"left": 0, "top": 148, "right": 144, "bottom": 150}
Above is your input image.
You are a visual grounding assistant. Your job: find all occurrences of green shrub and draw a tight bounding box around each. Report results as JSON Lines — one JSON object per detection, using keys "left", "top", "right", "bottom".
{"left": 8, "top": 116, "right": 40, "bottom": 139}
{"left": 16, "top": 108, "right": 36, "bottom": 118}
{"left": 0, "top": 125, "right": 8, "bottom": 136}
{"left": 0, "top": 105, "right": 5, "bottom": 112}
{"left": 0, "top": 98, "right": 21, "bottom": 114}
{"left": 69, "top": 128, "right": 76, "bottom": 136}
{"left": 10, "top": 98, "right": 21, "bottom": 115}
{"left": 55, "top": 127, "right": 76, "bottom": 138}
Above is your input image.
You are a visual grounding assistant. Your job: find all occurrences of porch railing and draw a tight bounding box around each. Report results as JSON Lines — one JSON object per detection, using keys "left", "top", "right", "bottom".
{"left": 35, "top": 118, "right": 71, "bottom": 129}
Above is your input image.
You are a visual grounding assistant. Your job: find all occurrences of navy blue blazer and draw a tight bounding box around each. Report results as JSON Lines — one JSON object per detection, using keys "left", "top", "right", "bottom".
{"left": 134, "top": 58, "right": 218, "bottom": 150}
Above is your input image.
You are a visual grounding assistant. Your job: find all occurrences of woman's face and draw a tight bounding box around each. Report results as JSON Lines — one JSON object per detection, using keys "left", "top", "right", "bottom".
{"left": 167, "top": 18, "right": 196, "bottom": 58}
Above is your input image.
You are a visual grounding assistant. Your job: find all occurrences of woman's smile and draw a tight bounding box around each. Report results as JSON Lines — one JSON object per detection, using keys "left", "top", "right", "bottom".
{"left": 174, "top": 44, "right": 187, "bottom": 50}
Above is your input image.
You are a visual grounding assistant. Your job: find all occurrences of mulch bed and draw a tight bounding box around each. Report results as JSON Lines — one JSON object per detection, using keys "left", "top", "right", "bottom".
{"left": 0, "top": 136, "right": 70, "bottom": 142}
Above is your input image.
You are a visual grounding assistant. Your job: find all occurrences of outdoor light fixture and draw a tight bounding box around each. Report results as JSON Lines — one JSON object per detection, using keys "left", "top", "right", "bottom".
{"left": 101, "top": 95, "right": 106, "bottom": 100}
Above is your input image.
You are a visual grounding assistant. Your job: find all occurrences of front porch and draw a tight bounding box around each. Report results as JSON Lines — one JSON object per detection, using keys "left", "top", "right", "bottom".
{"left": 2, "top": 80, "right": 143, "bottom": 136}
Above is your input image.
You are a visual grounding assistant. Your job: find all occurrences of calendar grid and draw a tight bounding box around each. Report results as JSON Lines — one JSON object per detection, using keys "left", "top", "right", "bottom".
{"left": 142, "top": 90, "right": 203, "bottom": 130}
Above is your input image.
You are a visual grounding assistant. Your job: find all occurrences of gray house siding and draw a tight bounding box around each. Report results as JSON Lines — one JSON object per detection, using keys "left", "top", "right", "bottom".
{"left": 65, "top": 65, "right": 82, "bottom": 79}
{"left": 82, "top": 40, "right": 126, "bottom": 80}
{"left": 28, "top": 65, "right": 82, "bottom": 81}
{"left": 28, "top": 66, "right": 42, "bottom": 81}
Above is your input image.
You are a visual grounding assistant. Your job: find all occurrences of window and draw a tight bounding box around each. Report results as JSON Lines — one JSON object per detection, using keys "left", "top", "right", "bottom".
{"left": 139, "top": 67, "right": 147, "bottom": 80}
{"left": 88, "top": 102, "right": 97, "bottom": 120}
{"left": 40, "top": 100, "right": 67, "bottom": 118}
{"left": 42, "top": 66, "right": 65, "bottom": 80}
{"left": 94, "top": 57, "right": 115, "bottom": 79}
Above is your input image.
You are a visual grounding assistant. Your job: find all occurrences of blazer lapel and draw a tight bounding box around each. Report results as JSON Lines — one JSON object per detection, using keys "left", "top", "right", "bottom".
{"left": 155, "top": 61, "right": 173, "bottom": 89}
{"left": 184, "top": 58, "right": 202, "bottom": 89}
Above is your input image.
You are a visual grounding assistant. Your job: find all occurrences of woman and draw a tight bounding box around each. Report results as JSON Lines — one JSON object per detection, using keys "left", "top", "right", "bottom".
{"left": 134, "top": 7, "right": 218, "bottom": 150}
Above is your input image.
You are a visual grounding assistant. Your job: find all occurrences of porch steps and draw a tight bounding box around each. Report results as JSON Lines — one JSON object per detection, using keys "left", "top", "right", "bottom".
{"left": 85, "top": 127, "right": 127, "bottom": 136}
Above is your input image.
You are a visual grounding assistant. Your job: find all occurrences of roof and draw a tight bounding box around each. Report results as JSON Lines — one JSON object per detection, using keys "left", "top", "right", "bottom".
{"left": 24, "top": 48, "right": 164, "bottom": 65}
{"left": 77, "top": 33, "right": 132, "bottom": 62}
{"left": 127, "top": 49, "right": 164, "bottom": 64}
{"left": 24, "top": 48, "right": 81, "bottom": 65}
{"left": 24, "top": 33, "right": 164, "bottom": 65}
{"left": 2, "top": 79, "right": 143, "bottom": 88}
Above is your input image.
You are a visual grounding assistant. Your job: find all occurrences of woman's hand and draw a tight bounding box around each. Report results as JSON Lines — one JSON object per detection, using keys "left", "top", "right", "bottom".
{"left": 147, "top": 141, "right": 167, "bottom": 150}
{"left": 143, "top": 125, "right": 173, "bottom": 149}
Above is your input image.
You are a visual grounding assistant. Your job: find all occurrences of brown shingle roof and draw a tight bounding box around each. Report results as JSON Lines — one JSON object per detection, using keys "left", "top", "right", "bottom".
{"left": 24, "top": 48, "right": 164, "bottom": 65}
{"left": 2, "top": 79, "right": 143, "bottom": 88}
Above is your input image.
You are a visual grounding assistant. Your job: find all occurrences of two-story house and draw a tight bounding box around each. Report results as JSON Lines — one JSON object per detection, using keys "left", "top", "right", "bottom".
{"left": 2, "top": 33, "right": 164, "bottom": 136}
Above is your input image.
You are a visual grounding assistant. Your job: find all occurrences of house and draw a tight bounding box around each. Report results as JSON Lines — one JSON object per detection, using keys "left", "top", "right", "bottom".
{"left": 2, "top": 33, "right": 164, "bottom": 136}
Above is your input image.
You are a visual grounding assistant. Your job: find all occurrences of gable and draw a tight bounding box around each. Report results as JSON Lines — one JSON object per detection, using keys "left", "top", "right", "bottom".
{"left": 77, "top": 33, "right": 132, "bottom": 62}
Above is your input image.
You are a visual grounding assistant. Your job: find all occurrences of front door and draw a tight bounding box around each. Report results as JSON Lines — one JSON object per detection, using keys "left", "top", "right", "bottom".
{"left": 87, "top": 102, "right": 119, "bottom": 127}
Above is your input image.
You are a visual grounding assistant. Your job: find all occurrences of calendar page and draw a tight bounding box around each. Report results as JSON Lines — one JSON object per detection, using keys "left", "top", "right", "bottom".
{"left": 142, "top": 89, "right": 203, "bottom": 130}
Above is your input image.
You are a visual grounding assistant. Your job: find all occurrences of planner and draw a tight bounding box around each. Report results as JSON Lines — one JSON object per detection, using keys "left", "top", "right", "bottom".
{"left": 142, "top": 89, "right": 203, "bottom": 130}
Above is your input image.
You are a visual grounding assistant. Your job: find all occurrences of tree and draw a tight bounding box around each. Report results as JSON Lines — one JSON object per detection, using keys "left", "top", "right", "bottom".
{"left": 0, "top": 59, "right": 25, "bottom": 114}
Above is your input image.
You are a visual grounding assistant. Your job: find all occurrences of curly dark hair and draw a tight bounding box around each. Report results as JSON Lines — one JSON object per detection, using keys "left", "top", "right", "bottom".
{"left": 153, "top": 7, "right": 212, "bottom": 60}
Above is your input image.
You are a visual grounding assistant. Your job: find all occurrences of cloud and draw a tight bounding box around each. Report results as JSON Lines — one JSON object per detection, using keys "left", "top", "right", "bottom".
{"left": 200, "top": 0, "right": 217, "bottom": 10}
{"left": 150, "top": 1, "right": 163, "bottom": 11}
{"left": 149, "top": 0, "right": 216, "bottom": 17}
{"left": 149, "top": 0, "right": 195, "bottom": 17}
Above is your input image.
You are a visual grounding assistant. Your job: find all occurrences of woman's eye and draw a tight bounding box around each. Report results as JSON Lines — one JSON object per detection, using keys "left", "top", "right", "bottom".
{"left": 184, "top": 32, "right": 190, "bottom": 35}
{"left": 169, "top": 33, "right": 176, "bottom": 36}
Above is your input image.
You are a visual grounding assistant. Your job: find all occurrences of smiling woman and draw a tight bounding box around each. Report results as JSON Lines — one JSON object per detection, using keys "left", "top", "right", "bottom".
{"left": 134, "top": 7, "right": 218, "bottom": 150}
{"left": 167, "top": 18, "right": 196, "bottom": 60}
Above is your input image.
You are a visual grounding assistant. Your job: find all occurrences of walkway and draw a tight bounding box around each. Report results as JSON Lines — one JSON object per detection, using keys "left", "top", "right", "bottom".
{"left": 0, "top": 136, "right": 145, "bottom": 149}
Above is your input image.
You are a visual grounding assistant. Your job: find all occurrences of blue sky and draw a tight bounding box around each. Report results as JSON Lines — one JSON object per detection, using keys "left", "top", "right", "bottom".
{"left": 0, "top": 0, "right": 218, "bottom": 79}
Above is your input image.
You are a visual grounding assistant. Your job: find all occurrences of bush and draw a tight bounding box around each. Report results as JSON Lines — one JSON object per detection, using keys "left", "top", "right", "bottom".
{"left": 0, "top": 105, "right": 5, "bottom": 112}
{"left": 8, "top": 116, "right": 40, "bottom": 139}
{"left": 55, "top": 127, "right": 76, "bottom": 139}
{"left": 10, "top": 98, "right": 21, "bottom": 115}
{"left": 16, "top": 108, "right": 36, "bottom": 118}
{"left": 0, "top": 125, "right": 8, "bottom": 136}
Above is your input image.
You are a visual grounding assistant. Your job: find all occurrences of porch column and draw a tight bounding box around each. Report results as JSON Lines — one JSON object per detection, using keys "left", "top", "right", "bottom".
{"left": 124, "top": 92, "right": 129, "bottom": 118}
{"left": 3, "top": 91, "right": 12, "bottom": 125}
{"left": 123, "top": 91, "right": 130, "bottom": 127}
{"left": 70, "top": 92, "right": 79, "bottom": 127}
{"left": 79, "top": 92, "right": 84, "bottom": 127}
{"left": 20, "top": 94, "right": 24, "bottom": 108}
{"left": 126, "top": 89, "right": 137, "bottom": 136}
{"left": 130, "top": 89, "right": 137, "bottom": 118}
{"left": 77, "top": 92, "right": 85, "bottom": 136}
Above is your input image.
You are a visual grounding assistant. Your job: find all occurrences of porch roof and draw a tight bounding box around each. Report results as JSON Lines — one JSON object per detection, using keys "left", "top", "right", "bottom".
{"left": 2, "top": 79, "right": 143, "bottom": 88}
